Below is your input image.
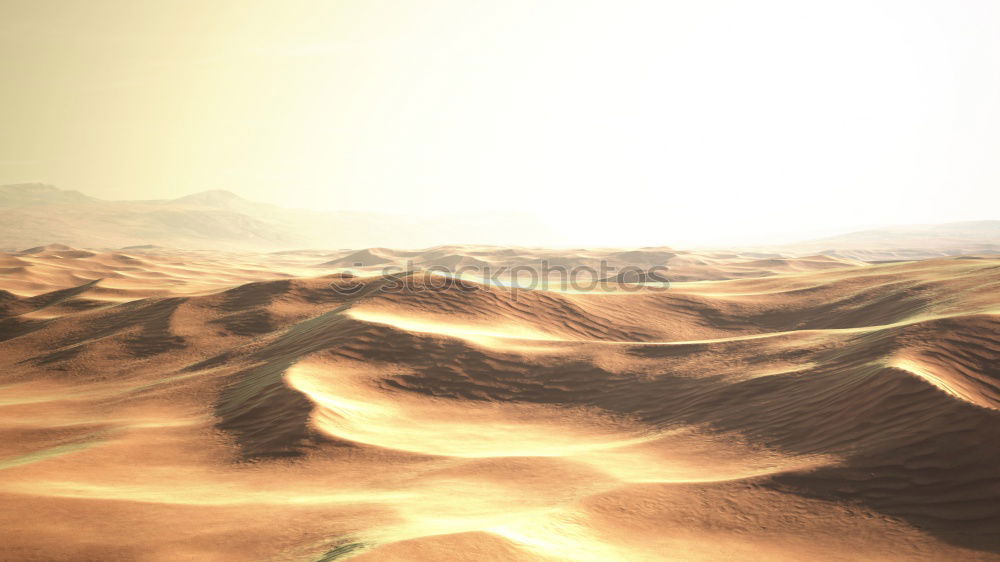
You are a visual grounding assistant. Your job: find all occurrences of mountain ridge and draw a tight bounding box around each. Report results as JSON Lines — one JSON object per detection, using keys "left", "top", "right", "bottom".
{"left": 1, "top": 184, "right": 997, "bottom": 258}
{"left": 0, "top": 184, "right": 557, "bottom": 251}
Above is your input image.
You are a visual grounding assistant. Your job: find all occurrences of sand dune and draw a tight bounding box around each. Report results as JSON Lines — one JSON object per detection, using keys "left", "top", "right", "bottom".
{"left": 1, "top": 246, "right": 998, "bottom": 560}
{"left": 5, "top": 184, "right": 998, "bottom": 259}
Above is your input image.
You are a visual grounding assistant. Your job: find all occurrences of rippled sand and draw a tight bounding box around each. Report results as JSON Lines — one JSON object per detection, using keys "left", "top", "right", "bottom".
{"left": 2, "top": 246, "right": 999, "bottom": 560}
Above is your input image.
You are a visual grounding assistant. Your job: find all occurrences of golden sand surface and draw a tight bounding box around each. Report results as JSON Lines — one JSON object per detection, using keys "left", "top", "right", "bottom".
{"left": 1, "top": 245, "right": 999, "bottom": 560}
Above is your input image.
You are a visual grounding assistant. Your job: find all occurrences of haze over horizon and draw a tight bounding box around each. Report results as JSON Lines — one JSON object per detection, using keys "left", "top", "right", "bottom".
{"left": 3, "top": 0, "right": 999, "bottom": 247}
{"left": 2, "top": 182, "right": 998, "bottom": 253}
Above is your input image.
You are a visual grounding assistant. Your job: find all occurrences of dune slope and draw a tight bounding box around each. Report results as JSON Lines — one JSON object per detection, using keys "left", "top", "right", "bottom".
{"left": 0, "top": 247, "right": 998, "bottom": 561}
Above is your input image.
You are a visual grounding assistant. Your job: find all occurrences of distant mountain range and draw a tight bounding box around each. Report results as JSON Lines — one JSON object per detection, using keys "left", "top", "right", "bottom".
{"left": 1, "top": 183, "right": 997, "bottom": 258}
{"left": 773, "top": 220, "right": 1000, "bottom": 261}
{"left": 0, "top": 183, "right": 555, "bottom": 251}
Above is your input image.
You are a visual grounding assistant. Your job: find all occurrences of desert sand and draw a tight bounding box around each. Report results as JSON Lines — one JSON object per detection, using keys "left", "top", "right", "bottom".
{"left": 4, "top": 185, "right": 999, "bottom": 260}
{"left": 1, "top": 244, "right": 999, "bottom": 561}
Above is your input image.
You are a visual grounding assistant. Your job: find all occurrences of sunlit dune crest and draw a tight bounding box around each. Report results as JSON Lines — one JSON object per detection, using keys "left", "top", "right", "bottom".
{"left": 287, "top": 363, "right": 651, "bottom": 459}
{"left": 346, "top": 308, "right": 566, "bottom": 346}
{"left": 290, "top": 360, "right": 833, "bottom": 479}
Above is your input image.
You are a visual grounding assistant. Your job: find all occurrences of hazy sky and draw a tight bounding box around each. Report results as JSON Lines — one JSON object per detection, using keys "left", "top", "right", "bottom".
{"left": 2, "top": 0, "right": 998, "bottom": 246}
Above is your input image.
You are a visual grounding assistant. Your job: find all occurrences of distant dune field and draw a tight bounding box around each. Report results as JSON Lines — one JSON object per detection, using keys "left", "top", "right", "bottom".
{"left": 1, "top": 245, "right": 999, "bottom": 560}
{"left": 3, "top": 184, "right": 999, "bottom": 260}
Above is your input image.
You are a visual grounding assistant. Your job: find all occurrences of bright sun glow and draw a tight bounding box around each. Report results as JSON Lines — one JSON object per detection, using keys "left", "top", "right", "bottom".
{"left": 2, "top": 1, "right": 999, "bottom": 246}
